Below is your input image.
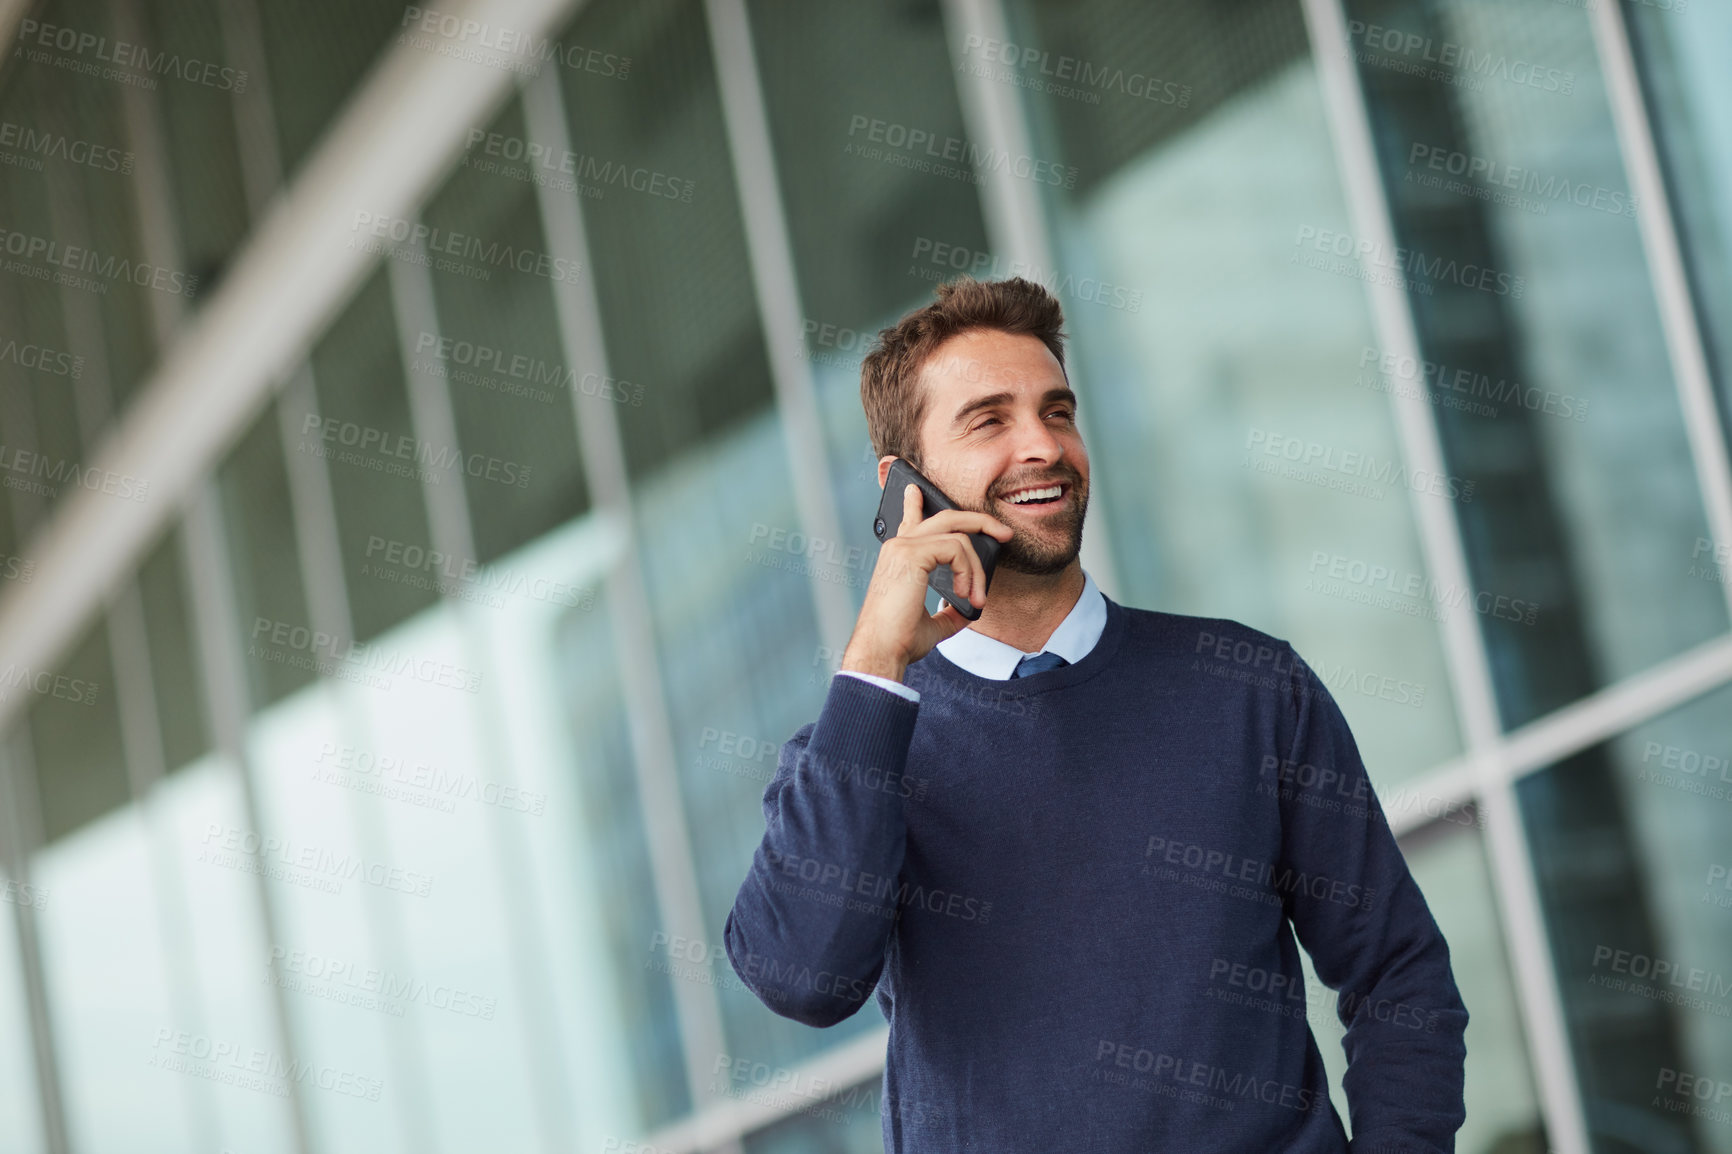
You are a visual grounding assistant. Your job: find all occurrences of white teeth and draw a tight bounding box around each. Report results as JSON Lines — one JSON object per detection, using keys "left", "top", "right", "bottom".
{"left": 1007, "top": 485, "right": 1062, "bottom": 504}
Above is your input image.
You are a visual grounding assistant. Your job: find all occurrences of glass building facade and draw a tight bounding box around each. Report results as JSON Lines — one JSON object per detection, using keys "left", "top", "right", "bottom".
{"left": 0, "top": 0, "right": 1726, "bottom": 1151}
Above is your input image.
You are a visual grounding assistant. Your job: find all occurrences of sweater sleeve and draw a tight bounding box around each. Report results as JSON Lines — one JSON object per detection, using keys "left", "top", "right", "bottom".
{"left": 1276, "top": 647, "right": 1469, "bottom": 1153}
{"left": 724, "top": 673, "right": 920, "bottom": 1027}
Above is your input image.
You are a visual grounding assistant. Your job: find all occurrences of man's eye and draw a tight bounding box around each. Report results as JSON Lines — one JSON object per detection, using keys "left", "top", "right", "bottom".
{"left": 974, "top": 417, "right": 1000, "bottom": 430}
{"left": 1047, "top": 409, "right": 1074, "bottom": 421}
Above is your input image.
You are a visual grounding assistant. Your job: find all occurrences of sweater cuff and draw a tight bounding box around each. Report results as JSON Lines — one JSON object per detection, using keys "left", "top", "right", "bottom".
{"left": 1347, "top": 1131, "right": 1443, "bottom": 1154}
{"left": 835, "top": 669, "right": 921, "bottom": 703}
{"left": 806, "top": 668, "right": 921, "bottom": 783}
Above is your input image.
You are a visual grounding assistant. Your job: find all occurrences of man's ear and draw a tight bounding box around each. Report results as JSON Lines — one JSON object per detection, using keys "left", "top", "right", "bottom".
{"left": 877, "top": 455, "right": 899, "bottom": 491}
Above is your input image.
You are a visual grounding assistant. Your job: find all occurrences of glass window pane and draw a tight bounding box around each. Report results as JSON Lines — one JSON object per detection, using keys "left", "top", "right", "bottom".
{"left": 219, "top": 402, "right": 317, "bottom": 711}
{"left": 561, "top": 0, "right": 775, "bottom": 480}
{"left": 243, "top": 688, "right": 410, "bottom": 1154}
{"left": 0, "top": 66, "right": 81, "bottom": 538}
{"left": 751, "top": 0, "right": 989, "bottom": 335}
{"left": 1626, "top": 1, "right": 1732, "bottom": 453}
{"left": 305, "top": 268, "right": 440, "bottom": 642}
{"left": 259, "top": 0, "right": 415, "bottom": 181}
{"left": 0, "top": 862, "right": 48, "bottom": 1154}
{"left": 151, "top": 752, "right": 297, "bottom": 1143}
{"left": 1519, "top": 680, "right": 1732, "bottom": 1154}
{"left": 137, "top": 531, "right": 210, "bottom": 775}
{"left": 344, "top": 609, "right": 549, "bottom": 1153}
{"left": 434, "top": 518, "right": 648, "bottom": 1147}
{"left": 1344, "top": 0, "right": 1729, "bottom": 728}
{"left": 750, "top": 0, "right": 993, "bottom": 630}
{"left": 1011, "top": 0, "right": 1463, "bottom": 784}
{"left": 34, "top": 810, "right": 198, "bottom": 1153}
{"left": 0, "top": 446, "right": 22, "bottom": 581}
{"left": 13, "top": 0, "right": 161, "bottom": 418}
{"left": 141, "top": 0, "right": 251, "bottom": 294}
{"left": 420, "top": 93, "right": 592, "bottom": 564}
{"left": 557, "top": 595, "right": 692, "bottom": 1132}
{"left": 27, "top": 618, "right": 127, "bottom": 845}
{"left": 156, "top": 755, "right": 297, "bottom": 1154}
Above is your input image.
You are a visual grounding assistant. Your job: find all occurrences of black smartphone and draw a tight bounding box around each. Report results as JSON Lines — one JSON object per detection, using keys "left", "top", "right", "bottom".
{"left": 872, "top": 458, "right": 999, "bottom": 622}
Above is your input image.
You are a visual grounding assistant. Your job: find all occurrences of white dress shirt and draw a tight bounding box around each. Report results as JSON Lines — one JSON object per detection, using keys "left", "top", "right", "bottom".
{"left": 837, "top": 570, "right": 1106, "bottom": 702}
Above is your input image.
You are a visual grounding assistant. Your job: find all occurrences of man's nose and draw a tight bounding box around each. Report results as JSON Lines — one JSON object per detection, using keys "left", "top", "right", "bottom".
{"left": 1011, "top": 415, "right": 1065, "bottom": 461}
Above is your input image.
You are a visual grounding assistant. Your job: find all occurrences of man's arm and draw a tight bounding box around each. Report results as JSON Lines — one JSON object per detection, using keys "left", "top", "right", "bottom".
{"left": 1275, "top": 647, "right": 1469, "bottom": 1153}
{"left": 727, "top": 482, "right": 1008, "bottom": 1027}
{"left": 724, "top": 674, "right": 919, "bottom": 1027}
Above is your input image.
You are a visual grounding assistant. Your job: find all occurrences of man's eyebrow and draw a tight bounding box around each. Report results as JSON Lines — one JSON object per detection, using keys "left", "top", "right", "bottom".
{"left": 950, "top": 386, "right": 1078, "bottom": 428}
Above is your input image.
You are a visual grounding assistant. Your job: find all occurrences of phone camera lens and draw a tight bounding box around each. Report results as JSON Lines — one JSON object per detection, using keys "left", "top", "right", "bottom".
{"left": 874, "top": 518, "right": 886, "bottom": 537}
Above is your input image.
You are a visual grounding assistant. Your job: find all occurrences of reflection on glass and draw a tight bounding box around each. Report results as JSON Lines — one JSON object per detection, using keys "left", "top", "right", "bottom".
{"left": 141, "top": 0, "right": 251, "bottom": 296}
{"left": 22, "top": 0, "right": 157, "bottom": 419}
{"left": 258, "top": 0, "right": 418, "bottom": 182}
{"left": 421, "top": 94, "right": 592, "bottom": 564}
{"left": 1626, "top": 1, "right": 1732, "bottom": 450}
{"left": 0, "top": 60, "right": 86, "bottom": 536}
{"left": 341, "top": 607, "right": 547, "bottom": 1153}
{"left": 244, "top": 688, "right": 409, "bottom": 1154}
{"left": 28, "top": 619, "right": 127, "bottom": 845}
{"left": 750, "top": 0, "right": 993, "bottom": 619}
{"left": 1521, "top": 682, "right": 1732, "bottom": 1154}
{"left": 34, "top": 810, "right": 198, "bottom": 1153}
{"left": 559, "top": 0, "right": 881, "bottom": 1082}
{"left": 136, "top": 530, "right": 210, "bottom": 777}
{"left": 219, "top": 404, "right": 317, "bottom": 711}
{"left": 308, "top": 268, "right": 440, "bottom": 643}
{"left": 0, "top": 864, "right": 47, "bottom": 1153}
{"left": 1346, "top": 0, "right": 1727, "bottom": 728}
{"left": 557, "top": 582, "right": 693, "bottom": 1132}
{"left": 1013, "top": 0, "right": 1461, "bottom": 785}
{"left": 562, "top": 0, "right": 776, "bottom": 480}
{"left": 151, "top": 756, "right": 296, "bottom": 1154}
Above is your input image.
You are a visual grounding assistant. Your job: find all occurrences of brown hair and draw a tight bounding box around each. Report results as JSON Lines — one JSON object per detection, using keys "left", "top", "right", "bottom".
{"left": 859, "top": 276, "right": 1067, "bottom": 470}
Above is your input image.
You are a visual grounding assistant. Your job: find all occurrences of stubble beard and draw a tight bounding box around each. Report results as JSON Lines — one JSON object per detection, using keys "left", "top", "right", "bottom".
{"left": 963, "top": 471, "right": 1089, "bottom": 576}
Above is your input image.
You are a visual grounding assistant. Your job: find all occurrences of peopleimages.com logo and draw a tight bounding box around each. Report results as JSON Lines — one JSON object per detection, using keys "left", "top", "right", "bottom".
{"left": 13, "top": 18, "right": 249, "bottom": 91}
{"left": 0, "top": 120, "right": 132, "bottom": 174}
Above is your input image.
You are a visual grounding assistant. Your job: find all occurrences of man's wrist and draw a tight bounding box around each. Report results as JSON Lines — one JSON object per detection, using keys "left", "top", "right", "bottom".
{"left": 840, "top": 648, "right": 907, "bottom": 684}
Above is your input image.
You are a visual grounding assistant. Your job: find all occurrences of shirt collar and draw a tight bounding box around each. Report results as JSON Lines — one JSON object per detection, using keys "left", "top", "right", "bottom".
{"left": 935, "top": 570, "right": 1106, "bottom": 680}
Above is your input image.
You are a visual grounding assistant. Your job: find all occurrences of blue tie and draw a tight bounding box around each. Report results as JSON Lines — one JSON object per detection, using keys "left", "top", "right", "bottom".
{"left": 1011, "top": 651, "right": 1069, "bottom": 678}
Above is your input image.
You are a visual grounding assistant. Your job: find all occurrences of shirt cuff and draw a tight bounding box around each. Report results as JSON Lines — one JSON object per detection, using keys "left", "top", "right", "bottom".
{"left": 835, "top": 670, "right": 920, "bottom": 703}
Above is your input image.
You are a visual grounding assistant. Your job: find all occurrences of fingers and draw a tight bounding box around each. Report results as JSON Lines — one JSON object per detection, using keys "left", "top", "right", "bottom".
{"left": 908, "top": 507, "right": 1013, "bottom": 542}
{"left": 898, "top": 483, "right": 923, "bottom": 534}
{"left": 945, "top": 532, "right": 986, "bottom": 607}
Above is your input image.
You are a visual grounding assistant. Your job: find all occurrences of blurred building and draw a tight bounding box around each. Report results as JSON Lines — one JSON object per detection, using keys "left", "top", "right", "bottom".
{"left": 0, "top": 0, "right": 1728, "bottom": 1152}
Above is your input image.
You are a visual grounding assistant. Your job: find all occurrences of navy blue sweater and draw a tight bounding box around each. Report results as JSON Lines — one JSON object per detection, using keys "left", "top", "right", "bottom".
{"left": 725, "top": 595, "right": 1467, "bottom": 1153}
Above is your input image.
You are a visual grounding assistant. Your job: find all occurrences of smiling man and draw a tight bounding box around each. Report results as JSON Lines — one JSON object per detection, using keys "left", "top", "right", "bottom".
{"left": 725, "top": 277, "right": 1468, "bottom": 1153}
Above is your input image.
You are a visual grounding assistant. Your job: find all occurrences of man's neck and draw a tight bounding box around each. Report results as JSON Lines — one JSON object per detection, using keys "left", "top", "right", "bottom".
{"left": 967, "top": 559, "right": 1086, "bottom": 653}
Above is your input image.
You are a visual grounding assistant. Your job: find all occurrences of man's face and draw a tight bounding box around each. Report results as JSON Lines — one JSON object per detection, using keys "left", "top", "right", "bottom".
{"left": 880, "top": 328, "right": 1090, "bottom": 575}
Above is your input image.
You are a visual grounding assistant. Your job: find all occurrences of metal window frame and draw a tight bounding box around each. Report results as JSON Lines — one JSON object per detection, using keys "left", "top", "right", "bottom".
{"left": 519, "top": 58, "right": 739, "bottom": 1140}
{"left": 384, "top": 232, "right": 581, "bottom": 1154}
{"left": 1297, "top": 1, "right": 1591, "bottom": 1150}
{"left": 1587, "top": 0, "right": 1732, "bottom": 626}
{"left": 705, "top": 0, "right": 860, "bottom": 659}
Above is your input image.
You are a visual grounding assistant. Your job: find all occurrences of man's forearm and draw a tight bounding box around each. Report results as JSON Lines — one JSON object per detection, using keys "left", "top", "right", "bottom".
{"left": 725, "top": 673, "right": 920, "bottom": 1027}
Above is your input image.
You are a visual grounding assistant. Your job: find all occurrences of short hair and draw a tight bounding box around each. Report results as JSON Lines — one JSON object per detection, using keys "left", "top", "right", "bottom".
{"left": 859, "top": 276, "right": 1068, "bottom": 471}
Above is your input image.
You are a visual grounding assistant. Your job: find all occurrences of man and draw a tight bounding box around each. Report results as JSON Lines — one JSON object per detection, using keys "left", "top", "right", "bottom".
{"left": 725, "top": 277, "right": 1467, "bottom": 1152}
